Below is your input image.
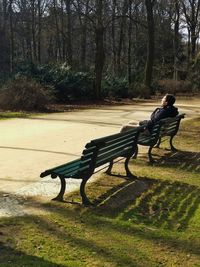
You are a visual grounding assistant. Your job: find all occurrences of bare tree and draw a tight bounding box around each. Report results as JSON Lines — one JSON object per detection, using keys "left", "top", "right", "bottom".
{"left": 65, "top": 0, "right": 73, "bottom": 66}
{"left": 94, "top": 0, "right": 105, "bottom": 99}
{"left": 144, "top": 0, "right": 155, "bottom": 93}
{"left": 9, "top": 0, "right": 14, "bottom": 73}
{"left": 181, "top": 0, "right": 200, "bottom": 59}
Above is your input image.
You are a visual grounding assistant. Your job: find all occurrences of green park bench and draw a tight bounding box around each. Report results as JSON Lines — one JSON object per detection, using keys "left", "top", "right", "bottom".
{"left": 40, "top": 126, "right": 144, "bottom": 205}
{"left": 134, "top": 114, "right": 185, "bottom": 164}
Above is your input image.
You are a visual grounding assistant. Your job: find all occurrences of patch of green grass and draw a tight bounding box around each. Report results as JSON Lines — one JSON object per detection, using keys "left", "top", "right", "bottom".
{"left": 0, "top": 111, "right": 42, "bottom": 120}
{"left": 0, "top": 112, "right": 30, "bottom": 120}
{"left": 0, "top": 117, "right": 200, "bottom": 266}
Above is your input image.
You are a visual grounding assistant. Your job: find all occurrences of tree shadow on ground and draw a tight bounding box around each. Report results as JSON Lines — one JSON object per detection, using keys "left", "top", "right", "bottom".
{"left": 0, "top": 145, "right": 79, "bottom": 156}
{"left": 0, "top": 241, "right": 65, "bottom": 267}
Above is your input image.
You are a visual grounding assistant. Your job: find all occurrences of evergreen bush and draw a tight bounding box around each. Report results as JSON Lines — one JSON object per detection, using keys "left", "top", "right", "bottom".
{"left": 102, "top": 76, "right": 129, "bottom": 99}
{"left": 16, "top": 63, "right": 95, "bottom": 102}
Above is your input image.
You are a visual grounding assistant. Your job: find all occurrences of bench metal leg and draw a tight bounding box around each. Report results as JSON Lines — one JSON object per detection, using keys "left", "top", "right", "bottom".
{"left": 80, "top": 178, "right": 92, "bottom": 206}
{"left": 105, "top": 160, "right": 113, "bottom": 175}
{"left": 155, "top": 137, "right": 161, "bottom": 148}
{"left": 125, "top": 156, "right": 136, "bottom": 179}
{"left": 52, "top": 176, "right": 66, "bottom": 202}
{"left": 170, "top": 136, "right": 177, "bottom": 152}
{"left": 148, "top": 146, "right": 155, "bottom": 164}
{"left": 132, "top": 145, "right": 138, "bottom": 159}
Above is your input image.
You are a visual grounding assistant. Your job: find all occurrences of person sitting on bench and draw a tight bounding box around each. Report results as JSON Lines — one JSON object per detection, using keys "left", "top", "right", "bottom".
{"left": 120, "top": 94, "right": 179, "bottom": 134}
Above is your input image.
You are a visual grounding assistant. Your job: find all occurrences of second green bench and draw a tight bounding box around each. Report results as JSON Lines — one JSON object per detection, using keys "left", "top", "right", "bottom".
{"left": 134, "top": 114, "right": 185, "bottom": 163}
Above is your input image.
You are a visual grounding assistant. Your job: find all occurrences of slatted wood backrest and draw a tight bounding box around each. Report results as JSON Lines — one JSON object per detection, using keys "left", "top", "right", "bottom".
{"left": 78, "top": 127, "right": 142, "bottom": 176}
{"left": 138, "top": 121, "right": 163, "bottom": 144}
{"left": 159, "top": 114, "right": 185, "bottom": 137}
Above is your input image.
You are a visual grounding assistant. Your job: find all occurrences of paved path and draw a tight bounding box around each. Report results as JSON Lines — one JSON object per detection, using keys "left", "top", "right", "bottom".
{"left": 0, "top": 98, "right": 199, "bottom": 216}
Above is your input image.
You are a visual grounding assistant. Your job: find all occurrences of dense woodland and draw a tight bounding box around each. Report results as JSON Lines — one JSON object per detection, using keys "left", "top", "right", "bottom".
{"left": 0, "top": 0, "right": 200, "bottom": 109}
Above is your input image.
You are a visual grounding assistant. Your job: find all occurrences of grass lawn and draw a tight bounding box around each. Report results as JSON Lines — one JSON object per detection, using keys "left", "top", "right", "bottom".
{"left": 0, "top": 117, "right": 200, "bottom": 267}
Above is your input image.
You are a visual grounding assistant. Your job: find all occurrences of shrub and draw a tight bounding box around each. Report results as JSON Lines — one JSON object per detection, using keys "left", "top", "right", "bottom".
{"left": 16, "top": 63, "right": 95, "bottom": 102}
{"left": 102, "top": 76, "right": 129, "bottom": 99}
{"left": 0, "top": 76, "right": 55, "bottom": 111}
{"left": 153, "top": 79, "right": 193, "bottom": 95}
{"left": 55, "top": 71, "right": 95, "bottom": 102}
{"left": 128, "top": 82, "right": 152, "bottom": 98}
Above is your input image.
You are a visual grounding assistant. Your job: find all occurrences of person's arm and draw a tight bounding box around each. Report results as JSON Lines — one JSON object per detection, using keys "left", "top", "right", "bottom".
{"left": 150, "top": 108, "right": 160, "bottom": 120}
{"left": 152, "top": 107, "right": 178, "bottom": 122}
{"left": 152, "top": 108, "right": 170, "bottom": 122}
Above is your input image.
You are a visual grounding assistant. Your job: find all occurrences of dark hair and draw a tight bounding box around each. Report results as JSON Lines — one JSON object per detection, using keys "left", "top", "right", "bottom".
{"left": 165, "top": 94, "right": 176, "bottom": 106}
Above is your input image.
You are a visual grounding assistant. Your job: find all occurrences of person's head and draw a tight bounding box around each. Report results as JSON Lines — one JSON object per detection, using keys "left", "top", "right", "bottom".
{"left": 161, "top": 94, "right": 176, "bottom": 107}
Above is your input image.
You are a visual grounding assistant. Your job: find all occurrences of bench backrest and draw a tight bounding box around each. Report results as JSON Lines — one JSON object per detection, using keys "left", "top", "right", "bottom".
{"left": 77, "top": 127, "right": 143, "bottom": 176}
{"left": 138, "top": 121, "right": 163, "bottom": 145}
{"left": 159, "top": 113, "right": 185, "bottom": 137}
{"left": 138, "top": 113, "right": 185, "bottom": 145}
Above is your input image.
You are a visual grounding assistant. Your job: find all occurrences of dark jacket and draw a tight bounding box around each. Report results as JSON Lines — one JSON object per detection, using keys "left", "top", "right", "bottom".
{"left": 147, "top": 105, "right": 178, "bottom": 131}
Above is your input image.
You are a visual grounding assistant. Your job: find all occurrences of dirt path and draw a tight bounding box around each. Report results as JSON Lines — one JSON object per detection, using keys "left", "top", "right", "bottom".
{"left": 0, "top": 97, "right": 199, "bottom": 217}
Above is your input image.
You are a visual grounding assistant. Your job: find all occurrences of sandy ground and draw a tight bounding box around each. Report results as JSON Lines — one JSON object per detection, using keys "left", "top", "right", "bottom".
{"left": 0, "top": 97, "right": 199, "bottom": 217}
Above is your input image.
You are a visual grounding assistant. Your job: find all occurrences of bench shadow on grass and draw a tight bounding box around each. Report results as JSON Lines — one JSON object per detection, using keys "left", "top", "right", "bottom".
{"left": 152, "top": 150, "right": 200, "bottom": 173}
{"left": 28, "top": 181, "right": 200, "bottom": 260}
{"left": 94, "top": 174, "right": 200, "bottom": 231}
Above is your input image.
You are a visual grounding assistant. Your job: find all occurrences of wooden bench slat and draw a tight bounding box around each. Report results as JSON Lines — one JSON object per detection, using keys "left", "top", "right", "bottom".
{"left": 56, "top": 168, "right": 83, "bottom": 178}
{"left": 101, "top": 135, "right": 135, "bottom": 149}
{"left": 52, "top": 158, "right": 93, "bottom": 177}
{"left": 96, "top": 147, "right": 133, "bottom": 167}
{"left": 40, "top": 158, "right": 81, "bottom": 178}
{"left": 97, "top": 142, "right": 133, "bottom": 161}
{"left": 52, "top": 164, "right": 80, "bottom": 174}
{"left": 80, "top": 152, "right": 95, "bottom": 161}
{"left": 82, "top": 145, "right": 96, "bottom": 154}
{"left": 98, "top": 136, "right": 135, "bottom": 155}
{"left": 96, "top": 150, "right": 132, "bottom": 168}
{"left": 90, "top": 128, "right": 139, "bottom": 146}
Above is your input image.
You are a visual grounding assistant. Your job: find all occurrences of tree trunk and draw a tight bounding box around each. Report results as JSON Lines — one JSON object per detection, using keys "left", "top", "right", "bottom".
{"left": 9, "top": 0, "right": 14, "bottom": 73}
{"left": 94, "top": 0, "right": 105, "bottom": 100}
{"left": 181, "top": 0, "right": 200, "bottom": 60}
{"left": 116, "top": 0, "right": 128, "bottom": 75}
{"left": 3, "top": 0, "right": 7, "bottom": 30}
{"left": 128, "top": 0, "right": 132, "bottom": 85}
{"left": 95, "top": 26, "right": 104, "bottom": 100}
{"left": 66, "top": 0, "right": 73, "bottom": 67}
{"left": 38, "top": 0, "right": 41, "bottom": 62}
{"left": 144, "top": 0, "right": 155, "bottom": 94}
{"left": 53, "top": 0, "right": 61, "bottom": 61}
{"left": 187, "top": 28, "right": 191, "bottom": 63}
{"left": 191, "top": 27, "right": 197, "bottom": 59}
{"left": 81, "top": 0, "right": 89, "bottom": 71}
{"left": 111, "top": 0, "right": 117, "bottom": 74}
{"left": 173, "top": 0, "right": 180, "bottom": 79}
{"left": 31, "top": 0, "right": 37, "bottom": 61}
